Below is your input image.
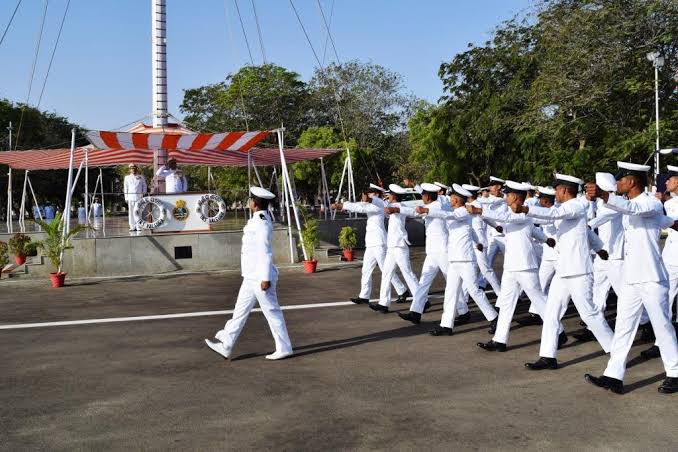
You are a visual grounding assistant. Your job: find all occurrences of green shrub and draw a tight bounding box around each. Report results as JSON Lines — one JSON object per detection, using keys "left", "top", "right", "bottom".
{"left": 338, "top": 226, "right": 358, "bottom": 250}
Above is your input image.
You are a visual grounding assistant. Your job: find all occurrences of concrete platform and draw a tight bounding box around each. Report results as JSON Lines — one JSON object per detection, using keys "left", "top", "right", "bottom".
{"left": 0, "top": 251, "right": 675, "bottom": 450}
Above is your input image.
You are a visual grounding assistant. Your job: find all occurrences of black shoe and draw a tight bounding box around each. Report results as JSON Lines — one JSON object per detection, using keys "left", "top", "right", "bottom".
{"left": 351, "top": 297, "right": 369, "bottom": 304}
{"left": 640, "top": 345, "right": 661, "bottom": 360}
{"left": 368, "top": 302, "right": 388, "bottom": 313}
{"left": 639, "top": 323, "right": 656, "bottom": 343}
{"left": 398, "top": 311, "right": 421, "bottom": 325}
{"left": 477, "top": 340, "right": 507, "bottom": 352}
{"left": 557, "top": 331, "right": 568, "bottom": 349}
{"left": 525, "top": 357, "right": 558, "bottom": 370}
{"left": 579, "top": 320, "right": 586, "bottom": 327}
{"left": 429, "top": 326, "right": 454, "bottom": 336}
{"left": 658, "top": 377, "right": 678, "bottom": 394}
{"left": 585, "top": 374, "right": 624, "bottom": 394}
{"left": 572, "top": 329, "right": 595, "bottom": 342}
{"left": 488, "top": 317, "right": 498, "bottom": 335}
{"left": 516, "top": 314, "right": 543, "bottom": 326}
{"left": 395, "top": 290, "right": 411, "bottom": 304}
{"left": 423, "top": 300, "right": 432, "bottom": 313}
{"left": 455, "top": 311, "right": 471, "bottom": 325}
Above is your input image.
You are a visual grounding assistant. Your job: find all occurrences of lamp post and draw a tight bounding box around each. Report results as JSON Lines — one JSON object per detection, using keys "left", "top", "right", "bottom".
{"left": 647, "top": 51, "right": 665, "bottom": 176}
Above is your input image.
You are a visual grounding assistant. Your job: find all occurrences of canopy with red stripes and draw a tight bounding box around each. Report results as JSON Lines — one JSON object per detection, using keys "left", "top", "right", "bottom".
{"left": 84, "top": 130, "right": 271, "bottom": 152}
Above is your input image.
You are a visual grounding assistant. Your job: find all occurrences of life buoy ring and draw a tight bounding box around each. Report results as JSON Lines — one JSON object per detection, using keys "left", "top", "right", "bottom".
{"left": 133, "top": 197, "right": 167, "bottom": 229}
{"left": 196, "top": 194, "right": 227, "bottom": 224}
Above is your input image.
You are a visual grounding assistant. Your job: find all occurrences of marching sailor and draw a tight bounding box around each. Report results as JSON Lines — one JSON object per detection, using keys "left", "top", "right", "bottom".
{"left": 661, "top": 165, "right": 678, "bottom": 324}
{"left": 523, "top": 182, "right": 540, "bottom": 208}
{"left": 585, "top": 162, "right": 678, "bottom": 394}
{"left": 417, "top": 184, "right": 498, "bottom": 336}
{"left": 522, "top": 174, "right": 615, "bottom": 370}
{"left": 331, "top": 184, "right": 409, "bottom": 305}
{"left": 434, "top": 182, "right": 451, "bottom": 208}
{"left": 205, "top": 186, "right": 293, "bottom": 361}
{"left": 369, "top": 184, "right": 420, "bottom": 313}
{"left": 535, "top": 186, "right": 558, "bottom": 294}
{"left": 123, "top": 163, "right": 147, "bottom": 232}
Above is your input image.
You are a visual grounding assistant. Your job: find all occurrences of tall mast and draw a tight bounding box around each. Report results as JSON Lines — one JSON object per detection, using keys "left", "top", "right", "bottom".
{"left": 151, "top": 0, "right": 168, "bottom": 192}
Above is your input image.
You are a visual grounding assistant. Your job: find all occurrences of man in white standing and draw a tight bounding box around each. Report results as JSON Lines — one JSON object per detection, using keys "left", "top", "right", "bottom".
{"left": 205, "top": 186, "right": 293, "bottom": 361}
{"left": 585, "top": 162, "right": 678, "bottom": 394}
{"left": 155, "top": 158, "right": 188, "bottom": 194}
{"left": 123, "top": 163, "right": 147, "bottom": 232}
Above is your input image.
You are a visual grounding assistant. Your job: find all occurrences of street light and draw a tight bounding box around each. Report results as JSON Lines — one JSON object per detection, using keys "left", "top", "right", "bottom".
{"left": 647, "top": 51, "right": 665, "bottom": 176}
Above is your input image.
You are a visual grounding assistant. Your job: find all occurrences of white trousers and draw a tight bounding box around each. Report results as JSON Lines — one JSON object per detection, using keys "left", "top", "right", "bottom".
{"left": 127, "top": 200, "right": 138, "bottom": 229}
{"left": 411, "top": 252, "right": 448, "bottom": 313}
{"left": 539, "top": 273, "right": 614, "bottom": 358}
{"left": 592, "top": 258, "right": 625, "bottom": 313}
{"left": 359, "top": 246, "right": 407, "bottom": 299}
{"left": 604, "top": 281, "right": 678, "bottom": 381}
{"left": 440, "top": 262, "right": 497, "bottom": 328}
{"left": 379, "top": 246, "right": 420, "bottom": 307}
{"left": 538, "top": 260, "right": 556, "bottom": 294}
{"left": 665, "top": 263, "right": 678, "bottom": 320}
{"left": 493, "top": 269, "right": 548, "bottom": 345}
{"left": 215, "top": 277, "right": 292, "bottom": 355}
{"left": 487, "top": 235, "right": 505, "bottom": 268}
{"left": 475, "top": 248, "right": 502, "bottom": 295}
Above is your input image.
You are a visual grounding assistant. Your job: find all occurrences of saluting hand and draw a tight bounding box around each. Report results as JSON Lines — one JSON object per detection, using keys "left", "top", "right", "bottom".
{"left": 261, "top": 281, "right": 270, "bottom": 291}
{"left": 546, "top": 238, "right": 556, "bottom": 248}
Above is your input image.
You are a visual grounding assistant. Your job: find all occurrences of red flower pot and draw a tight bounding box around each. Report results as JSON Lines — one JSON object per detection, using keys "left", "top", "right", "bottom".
{"left": 49, "top": 272, "right": 67, "bottom": 288}
{"left": 15, "top": 255, "right": 26, "bottom": 266}
{"left": 303, "top": 260, "right": 318, "bottom": 273}
{"left": 342, "top": 249, "right": 354, "bottom": 261}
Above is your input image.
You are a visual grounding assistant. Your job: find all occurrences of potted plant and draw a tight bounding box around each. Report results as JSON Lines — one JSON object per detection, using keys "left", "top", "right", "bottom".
{"left": 8, "top": 233, "right": 37, "bottom": 265}
{"left": 0, "top": 241, "right": 8, "bottom": 280}
{"left": 33, "top": 213, "right": 88, "bottom": 288}
{"left": 299, "top": 206, "right": 319, "bottom": 273}
{"left": 338, "top": 226, "right": 358, "bottom": 261}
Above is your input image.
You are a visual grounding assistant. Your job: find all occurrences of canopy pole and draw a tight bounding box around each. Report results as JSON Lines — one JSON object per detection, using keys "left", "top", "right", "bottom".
{"left": 277, "top": 129, "right": 308, "bottom": 262}
{"left": 19, "top": 170, "right": 28, "bottom": 232}
{"left": 84, "top": 149, "right": 89, "bottom": 226}
{"left": 60, "top": 128, "right": 77, "bottom": 272}
{"left": 99, "top": 168, "right": 106, "bottom": 236}
{"left": 280, "top": 163, "right": 293, "bottom": 262}
{"left": 6, "top": 168, "right": 12, "bottom": 233}
{"left": 27, "top": 175, "right": 43, "bottom": 222}
{"left": 333, "top": 156, "right": 348, "bottom": 220}
{"left": 247, "top": 153, "right": 252, "bottom": 219}
{"left": 251, "top": 157, "right": 264, "bottom": 187}
{"left": 319, "top": 157, "right": 330, "bottom": 221}
{"left": 207, "top": 167, "right": 211, "bottom": 193}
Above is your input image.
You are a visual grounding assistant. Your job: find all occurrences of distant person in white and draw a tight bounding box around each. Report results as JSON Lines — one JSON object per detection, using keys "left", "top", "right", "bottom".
{"left": 92, "top": 198, "right": 103, "bottom": 218}
{"left": 155, "top": 158, "right": 188, "bottom": 193}
{"left": 123, "top": 163, "right": 147, "bottom": 231}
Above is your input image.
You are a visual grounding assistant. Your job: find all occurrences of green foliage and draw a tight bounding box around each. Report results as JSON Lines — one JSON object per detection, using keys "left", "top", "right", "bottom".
{"left": 298, "top": 205, "right": 319, "bottom": 261}
{"left": 0, "top": 241, "right": 8, "bottom": 268}
{"left": 338, "top": 226, "right": 358, "bottom": 250}
{"left": 32, "top": 213, "right": 89, "bottom": 273}
{"left": 8, "top": 233, "right": 37, "bottom": 257}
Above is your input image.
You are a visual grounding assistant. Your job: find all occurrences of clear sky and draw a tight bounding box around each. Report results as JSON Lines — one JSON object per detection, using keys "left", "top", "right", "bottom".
{"left": 0, "top": 0, "right": 532, "bottom": 131}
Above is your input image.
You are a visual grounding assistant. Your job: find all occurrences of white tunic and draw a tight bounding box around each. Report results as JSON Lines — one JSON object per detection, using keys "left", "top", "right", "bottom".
{"left": 156, "top": 167, "right": 188, "bottom": 193}
{"left": 401, "top": 200, "right": 448, "bottom": 255}
{"left": 481, "top": 208, "right": 544, "bottom": 272}
{"left": 343, "top": 198, "right": 387, "bottom": 247}
{"left": 662, "top": 196, "right": 678, "bottom": 266}
{"left": 384, "top": 202, "right": 411, "bottom": 248}
{"left": 240, "top": 210, "right": 276, "bottom": 282}
{"left": 123, "top": 174, "right": 147, "bottom": 202}
{"left": 426, "top": 206, "right": 476, "bottom": 262}
{"left": 588, "top": 198, "right": 624, "bottom": 260}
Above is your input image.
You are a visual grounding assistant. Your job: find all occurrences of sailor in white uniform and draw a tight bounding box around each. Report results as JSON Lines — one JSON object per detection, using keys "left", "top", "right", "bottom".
{"left": 369, "top": 184, "right": 420, "bottom": 313}
{"left": 331, "top": 184, "right": 409, "bottom": 305}
{"left": 523, "top": 174, "right": 615, "bottom": 370}
{"left": 417, "top": 184, "right": 498, "bottom": 336}
{"left": 661, "top": 165, "right": 678, "bottom": 323}
{"left": 523, "top": 182, "right": 540, "bottom": 208}
{"left": 534, "top": 187, "right": 558, "bottom": 294}
{"left": 585, "top": 162, "right": 678, "bottom": 394}
{"left": 155, "top": 158, "right": 188, "bottom": 194}
{"left": 205, "top": 186, "right": 293, "bottom": 361}
{"left": 123, "top": 163, "right": 147, "bottom": 231}
{"left": 434, "top": 182, "right": 451, "bottom": 208}
{"left": 481, "top": 177, "right": 508, "bottom": 267}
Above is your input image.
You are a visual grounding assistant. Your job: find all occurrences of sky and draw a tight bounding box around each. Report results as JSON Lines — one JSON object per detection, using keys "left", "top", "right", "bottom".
{"left": 0, "top": 0, "right": 533, "bottom": 132}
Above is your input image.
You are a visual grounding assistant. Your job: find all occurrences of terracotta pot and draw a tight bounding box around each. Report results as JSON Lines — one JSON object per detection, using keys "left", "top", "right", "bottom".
{"left": 342, "top": 249, "right": 354, "bottom": 261}
{"left": 49, "top": 272, "right": 67, "bottom": 288}
{"left": 15, "top": 255, "right": 26, "bottom": 266}
{"left": 303, "top": 260, "right": 318, "bottom": 273}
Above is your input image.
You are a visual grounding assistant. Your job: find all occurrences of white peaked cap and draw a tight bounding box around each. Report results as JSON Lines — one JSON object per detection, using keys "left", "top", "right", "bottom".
{"left": 489, "top": 176, "right": 505, "bottom": 184}
{"left": 421, "top": 182, "right": 441, "bottom": 193}
{"left": 451, "top": 183, "right": 472, "bottom": 198}
{"left": 537, "top": 186, "right": 556, "bottom": 196}
{"left": 617, "top": 161, "right": 650, "bottom": 172}
{"left": 414, "top": 184, "right": 423, "bottom": 194}
{"left": 667, "top": 165, "right": 678, "bottom": 176}
{"left": 388, "top": 184, "right": 407, "bottom": 195}
{"left": 250, "top": 186, "right": 275, "bottom": 199}
{"left": 434, "top": 182, "right": 450, "bottom": 190}
{"left": 595, "top": 172, "right": 617, "bottom": 192}
{"left": 462, "top": 184, "right": 481, "bottom": 192}
{"left": 521, "top": 181, "right": 537, "bottom": 190}
{"left": 368, "top": 183, "right": 385, "bottom": 192}
{"left": 554, "top": 173, "right": 584, "bottom": 185}
{"left": 505, "top": 181, "right": 532, "bottom": 192}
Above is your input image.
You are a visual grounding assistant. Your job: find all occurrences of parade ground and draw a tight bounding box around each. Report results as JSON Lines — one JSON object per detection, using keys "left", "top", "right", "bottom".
{"left": 1, "top": 250, "right": 676, "bottom": 451}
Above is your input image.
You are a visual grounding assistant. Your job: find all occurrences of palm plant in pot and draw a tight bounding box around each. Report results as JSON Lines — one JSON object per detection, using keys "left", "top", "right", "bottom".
{"left": 8, "top": 233, "right": 37, "bottom": 265}
{"left": 299, "top": 206, "right": 319, "bottom": 273}
{"left": 0, "top": 241, "right": 8, "bottom": 280}
{"left": 33, "top": 212, "right": 88, "bottom": 288}
{"left": 338, "top": 226, "right": 358, "bottom": 261}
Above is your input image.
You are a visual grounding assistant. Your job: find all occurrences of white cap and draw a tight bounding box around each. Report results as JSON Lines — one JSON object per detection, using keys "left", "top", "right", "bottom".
{"left": 505, "top": 181, "right": 532, "bottom": 192}
{"left": 128, "top": 163, "right": 138, "bottom": 168}
{"left": 368, "top": 183, "right": 385, "bottom": 192}
{"left": 388, "top": 183, "right": 407, "bottom": 195}
{"left": 250, "top": 186, "right": 275, "bottom": 199}
{"left": 521, "top": 181, "right": 537, "bottom": 191}
{"left": 489, "top": 176, "right": 505, "bottom": 184}
{"left": 554, "top": 173, "right": 584, "bottom": 186}
{"left": 434, "top": 182, "right": 450, "bottom": 190}
{"left": 421, "top": 182, "right": 441, "bottom": 193}
{"left": 414, "top": 184, "right": 423, "bottom": 194}
{"left": 537, "top": 186, "right": 556, "bottom": 196}
{"left": 667, "top": 165, "right": 678, "bottom": 176}
{"left": 451, "top": 183, "right": 472, "bottom": 198}
{"left": 595, "top": 172, "right": 617, "bottom": 192}
{"left": 617, "top": 161, "right": 650, "bottom": 172}
{"left": 462, "top": 184, "right": 481, "bottom": 192}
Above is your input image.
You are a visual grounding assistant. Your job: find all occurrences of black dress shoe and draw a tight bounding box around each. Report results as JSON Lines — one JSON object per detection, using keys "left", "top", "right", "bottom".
{"left": 351, "top": 297, "right": 369, "bottom": 304}
{"left": 525, "top": 357, "right": 558, "bottom": 370}
{"left": 429, "top": 326, "right": 454, "bottom": 336}
{"left": 639, "top": 323, "right": 655, "bottom": 343}
{"left": 572, "top": 329, "right": 595, "bottom": 342}
{"left": 423, "top": 300, "right": 432, "bottom": 313}
{"left": 455, "top": 311, "right": 471, "bottom": 325}
{"left": 658, "top": 377, "right": 678, "bottom": 394}
{"left": 488, "top": 317, "right": 498, "bottom": 335}
{"left": 395, "top": 290, "right": 411, "bottom": 304}
{"left": 579, "top": 320, "right": 587, "bottom": 327}
{"left": 557, "top": 331, "right": 568, "bottom": 349}
{"left": 640, "top": 345, "right": 661, "bottom": 360}
{"left": 585, "top": 374, "right": 624, "bottom": 394}
{"left": 516, "top": 314, "right": 543, "bottom": 326}
{"left": 368, "top": 302, "right": 388, "bottom": 313}
{"left": 477, "top": 340, "right": 507, "bottom": 352}
{"left": 398, "top": 311, "right": 421, "bottom": 324}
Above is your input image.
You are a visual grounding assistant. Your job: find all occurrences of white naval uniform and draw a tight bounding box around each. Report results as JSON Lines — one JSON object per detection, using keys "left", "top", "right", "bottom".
{"left": 427, "top": 206, "right": 498, "bottom": 328}
{"left": 378, "top": 202, "right": 420, "bottom": 307}
{"left": 214, "top": 210, "right": 292, "bottom": 356}
{"left": 589, "top": 198, "right": 625, "bottom": 313}
{"left": 156, "top": 167, "right": 188, "bottom": 193}
{"left": 535, "top": 217, "right": 557, "bottom": 292}
{"left": 481, "top": 207, "right": 551, "bottom": 344}
{"left": 477, "top": 195, "right": 507, "bottom": 267}
{"left": 601, "top": 193, "right": 678, "bottom": 381}
{"left": 471, "top": 199, "right": 502, "bottom": 295}
{"left": 662, "top": 196, "right": 678, "bottom": 319}
{"left": 527, "top": 199, "right": 614, "bottom": 358}
{"left": 342, "top": 198, "right": 407, "bottom": 299}
{"left": 123, "top": 173, "right": 147, "bottom": 230}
